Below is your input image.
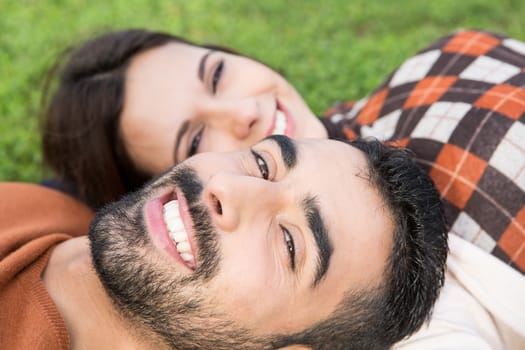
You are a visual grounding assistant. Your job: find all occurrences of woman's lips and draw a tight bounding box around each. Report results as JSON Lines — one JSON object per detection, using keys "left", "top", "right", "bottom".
{"left": 279, "top": 101, "right": 296, "bottom": 137}
{"left": 266, "top": 100, "right": 295, "bottom": 138}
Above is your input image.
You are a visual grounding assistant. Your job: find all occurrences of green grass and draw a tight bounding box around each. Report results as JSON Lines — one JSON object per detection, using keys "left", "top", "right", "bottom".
{"left": 2, "top": 0, "right": 524, "bottom": 182}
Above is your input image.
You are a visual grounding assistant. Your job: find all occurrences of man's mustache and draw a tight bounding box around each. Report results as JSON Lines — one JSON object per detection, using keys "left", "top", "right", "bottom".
{"left": 169, "top": 165, "right": 221, "bottom": 281}
{"left": 170, "top": 165, "right": 204, "bottom": 206}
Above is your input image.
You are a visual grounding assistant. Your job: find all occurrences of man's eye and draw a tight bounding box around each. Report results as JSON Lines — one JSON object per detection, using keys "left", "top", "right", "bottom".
{"left": 212, "top": 60, "right": 224, "bottom": 94}
{"left": 282, "top": 225, "right": 296, "bottom": 271}
{"left": 188, "top": 127, "right": 204, "bottom": 158}
{"left": 251, "top": 150, "right": 269, "bottom": 180}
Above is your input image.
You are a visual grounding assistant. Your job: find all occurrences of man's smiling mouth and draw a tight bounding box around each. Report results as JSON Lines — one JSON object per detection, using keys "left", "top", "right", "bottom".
{"left": 163, "top": 199, "right": 196, "bottom": 269}
{"left": 144, "top": 187, "right": 199, "bottom": 272}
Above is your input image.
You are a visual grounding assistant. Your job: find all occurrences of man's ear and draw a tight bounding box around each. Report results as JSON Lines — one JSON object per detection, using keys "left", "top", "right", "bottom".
{"left": 277, "top": 345, "right": 311, "bottom": 350}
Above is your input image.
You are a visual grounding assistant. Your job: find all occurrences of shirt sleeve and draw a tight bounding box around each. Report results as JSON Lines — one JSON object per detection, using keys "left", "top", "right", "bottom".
{"left": 393, "top": 267, "right": 505, "bottom": 349}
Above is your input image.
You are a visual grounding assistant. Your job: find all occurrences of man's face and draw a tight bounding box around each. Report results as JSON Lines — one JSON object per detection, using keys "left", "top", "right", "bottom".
{"left": 89, "top": 136, "right": 393, "bottom": 348}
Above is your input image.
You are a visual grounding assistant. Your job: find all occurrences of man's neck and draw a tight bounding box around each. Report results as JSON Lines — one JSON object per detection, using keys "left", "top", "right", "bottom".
{"left": 42, "top": 237, "right": 150, "bottom": 349}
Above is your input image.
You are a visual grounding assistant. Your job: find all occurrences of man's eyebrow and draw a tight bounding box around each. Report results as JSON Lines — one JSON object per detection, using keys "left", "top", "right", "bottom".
{"left": 263, "top": 136, "right": 331, "bottom": 285}
{"left": 302, "top": 196, "right": 333, "bottom": 287}
{"left": 264, "top": 135, "right": 297, "bottom": 170}
{"left": 198, "top": 50, "right": 214, "bottom": 82}
{"left": 173, "top": 120, "right": 190, "bottom": 164}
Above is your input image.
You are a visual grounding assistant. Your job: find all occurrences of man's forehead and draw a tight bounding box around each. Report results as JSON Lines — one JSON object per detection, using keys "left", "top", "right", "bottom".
{"left": 259, "top": 136, "right": 365, "bottom": 166}
{"left": 299, "top": 139, "right": 390, "bottom": 278}
{"left": 298, "top": 138, "right": 370, "bottom": 177}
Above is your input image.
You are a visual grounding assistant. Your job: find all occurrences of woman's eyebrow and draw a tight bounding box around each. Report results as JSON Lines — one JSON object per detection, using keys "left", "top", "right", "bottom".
{"left": 198, "top": 50, "right": 215, "bottom": 82}
{"left": 173, "top": 120, "right": 190, "bottom": 164}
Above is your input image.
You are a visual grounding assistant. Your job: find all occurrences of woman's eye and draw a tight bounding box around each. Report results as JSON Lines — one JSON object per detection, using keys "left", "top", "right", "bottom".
{"left": 211, "top": 60, "right": 224, "bottom": 94}
{"left": 251, "top": 150, "right": 269, "bottom": 180}
{"left": 282, "top": 225, "right": 296, "bottom": 271}
{"left": 188, "top": 127, "right": 204, "bottom": 157}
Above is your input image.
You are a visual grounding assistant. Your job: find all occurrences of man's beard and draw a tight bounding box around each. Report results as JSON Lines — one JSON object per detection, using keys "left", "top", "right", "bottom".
{"left": 89, "top": 166, "right": 274, "bottom": 349}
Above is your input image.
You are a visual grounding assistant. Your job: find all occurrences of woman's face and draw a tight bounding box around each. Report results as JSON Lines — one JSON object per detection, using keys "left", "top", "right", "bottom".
{"left": 120, "top": 42, "right": 327, "bottom": 175}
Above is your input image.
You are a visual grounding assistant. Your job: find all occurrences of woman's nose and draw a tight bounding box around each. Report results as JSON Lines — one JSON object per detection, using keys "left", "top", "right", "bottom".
{"left": 201, "top": 98, "right": 261, "bottom": 139}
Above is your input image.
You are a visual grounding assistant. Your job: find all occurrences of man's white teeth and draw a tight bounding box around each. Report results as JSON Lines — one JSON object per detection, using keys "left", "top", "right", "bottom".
{"left": 166, "top": 213, "right": 184, "bottom": 233}
{"left": 180, "top": 253, "right": 193, "bottom": 262}
{"left": 162, "top": 200, "right": 195, "bottom": 266}
{"left": 177, "top": 241, "right": 191, "bottom": 253}
{"left": 170, "top": 231, "right": 187, "bottom": 243}
{"left": 272, "top": 110, "right": 287, "bottom": 135}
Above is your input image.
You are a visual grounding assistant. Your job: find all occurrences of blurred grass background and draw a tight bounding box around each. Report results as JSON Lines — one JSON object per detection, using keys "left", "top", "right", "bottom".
{"left": 1, "top": 0, "right": 524, "bottom": 182}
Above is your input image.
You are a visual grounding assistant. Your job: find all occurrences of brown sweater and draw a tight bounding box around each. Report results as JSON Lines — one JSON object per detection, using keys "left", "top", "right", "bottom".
{"left": 0, "top": 183, "right": 94, "bottom": 349}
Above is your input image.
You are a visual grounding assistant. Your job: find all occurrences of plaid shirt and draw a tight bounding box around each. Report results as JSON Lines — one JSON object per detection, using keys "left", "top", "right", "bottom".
{"left": 322, "top": 30, "right": 525, "bottom": 275}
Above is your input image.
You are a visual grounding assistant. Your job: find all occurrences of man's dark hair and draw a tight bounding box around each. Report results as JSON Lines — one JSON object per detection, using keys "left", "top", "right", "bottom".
{"left": 273, "top": 138, "right": 448, "bottom": 350}
{"left": 41, "top": 29, "right": 240, "bottom": 208}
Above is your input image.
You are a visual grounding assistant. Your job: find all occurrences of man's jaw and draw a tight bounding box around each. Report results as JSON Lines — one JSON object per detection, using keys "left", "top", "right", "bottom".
{"left": 144, "top": 188, "right": 199, "bottom": 272}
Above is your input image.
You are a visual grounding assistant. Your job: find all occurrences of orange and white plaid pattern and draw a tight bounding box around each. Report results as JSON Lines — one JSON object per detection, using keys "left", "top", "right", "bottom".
{"left": 323, "top": 30, "right": 525, "bottom": 274}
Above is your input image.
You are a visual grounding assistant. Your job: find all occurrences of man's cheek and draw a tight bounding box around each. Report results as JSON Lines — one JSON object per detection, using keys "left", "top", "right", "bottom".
{"left": 210, "top": 239, "right": 271, "bottom": 296}
{"left": 206, "top": 240, "right": 291, "bottom": 330}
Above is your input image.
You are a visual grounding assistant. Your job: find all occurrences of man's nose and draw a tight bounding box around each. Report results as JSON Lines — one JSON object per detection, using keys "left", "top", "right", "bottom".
{"left": 200, "top": 98, "right": 261, "bottom": 139}
{"left": 204, "top": 172, "right": 283, "bottom": 232}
